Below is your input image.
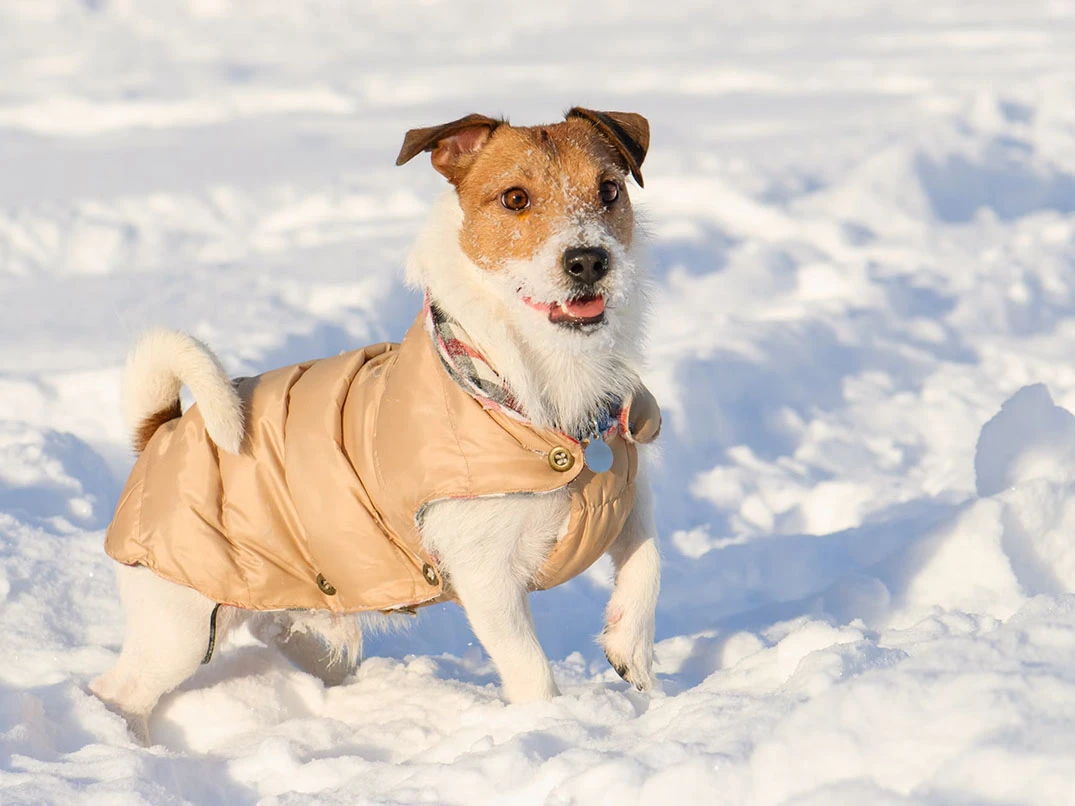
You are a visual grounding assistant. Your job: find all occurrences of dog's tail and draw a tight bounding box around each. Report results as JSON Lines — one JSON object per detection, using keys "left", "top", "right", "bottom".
{"left": 123, "top": 329, "right": 244, "bottom": 455}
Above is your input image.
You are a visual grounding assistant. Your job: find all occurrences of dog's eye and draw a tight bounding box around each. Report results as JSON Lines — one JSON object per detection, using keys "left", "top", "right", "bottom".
{"left": 599, "top": 180, "right": 619, "bottom": 206}
{"left": 501, "top": 187, "right": 530, "bottom": 212}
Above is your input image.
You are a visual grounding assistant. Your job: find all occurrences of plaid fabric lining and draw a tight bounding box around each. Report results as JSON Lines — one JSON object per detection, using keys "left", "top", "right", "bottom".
{"left": 426, "top": 298, "right": 525, "bottom": 422}
{"left": 424, "top": 297, "right": 623, "bottom": 442}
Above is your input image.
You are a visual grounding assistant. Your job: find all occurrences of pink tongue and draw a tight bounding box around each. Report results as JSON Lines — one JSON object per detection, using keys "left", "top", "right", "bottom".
{"left": 562, "top": 296, "right": 605, "bottom": 318}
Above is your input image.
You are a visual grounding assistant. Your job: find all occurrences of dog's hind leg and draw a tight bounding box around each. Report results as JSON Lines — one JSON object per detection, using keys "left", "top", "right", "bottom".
{"left": 599, "top": 461, "right": 660, "bottom": 691}
{"left": 90, "top": 564, "right": 220, "bottom": 744}
{"left": 248, "top": 611, "right": 362, "bottom": 687}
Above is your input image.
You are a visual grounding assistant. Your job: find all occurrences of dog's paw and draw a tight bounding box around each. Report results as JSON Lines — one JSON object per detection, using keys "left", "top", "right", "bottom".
{"left": 599, "top": 615, "right": 655, "bottom": 692}
{"left": 603, "top": 648, "right": 654, "bottom": 691}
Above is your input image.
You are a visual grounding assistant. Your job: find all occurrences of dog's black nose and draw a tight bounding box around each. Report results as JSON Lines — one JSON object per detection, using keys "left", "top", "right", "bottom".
{"left": 562, "top": 246, "right": 610, "bottom": 285}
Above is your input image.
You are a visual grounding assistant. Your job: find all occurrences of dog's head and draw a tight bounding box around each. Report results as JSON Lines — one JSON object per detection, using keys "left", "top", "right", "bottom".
{"left": 397, "top": 108, "right": 649, "bottom": 339}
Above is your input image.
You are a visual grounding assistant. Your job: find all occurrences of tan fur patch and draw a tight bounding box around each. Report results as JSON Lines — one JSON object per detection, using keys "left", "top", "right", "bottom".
{"left": 134, "top": 400, "right": 182, "bottom": 453}
{"left": 454, "top": 119, "right": 636, "bottom": 271}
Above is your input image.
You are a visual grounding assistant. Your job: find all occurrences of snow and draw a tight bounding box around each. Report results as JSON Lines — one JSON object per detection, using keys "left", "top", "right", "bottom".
{"left": 4, "top": 0, "right": 1075, "bottom": 803}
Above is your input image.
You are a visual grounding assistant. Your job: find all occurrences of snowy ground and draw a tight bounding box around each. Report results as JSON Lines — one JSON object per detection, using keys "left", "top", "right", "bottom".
{"left": 3, "top": 1, "right": 1075, "bottom": 803}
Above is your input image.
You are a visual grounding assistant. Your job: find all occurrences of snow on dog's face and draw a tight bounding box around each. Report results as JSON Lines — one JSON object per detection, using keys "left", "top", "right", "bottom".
{"left": 397, "top": 109, "right": 649, "bottom": 341}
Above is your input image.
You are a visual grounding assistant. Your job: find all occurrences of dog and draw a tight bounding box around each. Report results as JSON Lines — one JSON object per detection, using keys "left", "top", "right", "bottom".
{"left": 91, "top": 108, "right": 661, "bottom": 743}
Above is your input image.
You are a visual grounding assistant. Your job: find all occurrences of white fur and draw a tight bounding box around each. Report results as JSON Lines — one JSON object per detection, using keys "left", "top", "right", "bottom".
{"left": 598, "top": 469, "right": 660, "bottom": 691}
{"left": 91, "top": 568, "right": 398, "bottom": 742}
{"left": 421, "top": 490, "right": 572, "bottom": 701}
{"left": 97, "top": 179, "right": 661, "bottom": 742}
{"left": 124, "top": 328, "right": 244, "bottom": 455}
{"left": 421, "top": 460, "right": 660, "bottom": 701}
{"left": 90, "top": 564, "right": 221, "bottom": 743}
{"left": 246, "top": 610, "right": 369, "bottom": 687}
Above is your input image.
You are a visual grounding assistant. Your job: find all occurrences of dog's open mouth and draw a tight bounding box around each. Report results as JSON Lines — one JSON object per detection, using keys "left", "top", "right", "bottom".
{"left": 522, "top": 295, "right": 606, "bottom": 327}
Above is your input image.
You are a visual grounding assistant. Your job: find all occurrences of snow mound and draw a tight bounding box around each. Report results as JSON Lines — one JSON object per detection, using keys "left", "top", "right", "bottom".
{"left": 0, "top": 422, "right": 115, "bottom": 529}
{"left": 975, "top": 382, "right": 1075, "bottom": 496}
{"left": 817, "top": 87, "right": 1075, "bottom": 233}
{"left": 975, "top": 384, "right": 1075, "bottom": 596}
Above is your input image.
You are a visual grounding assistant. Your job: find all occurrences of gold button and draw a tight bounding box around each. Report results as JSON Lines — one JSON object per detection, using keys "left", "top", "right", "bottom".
{"left": 316, "top": 574, "right": 337, "bottom": 596}
{"left": 548, "top": 446, "right": 574, "bottom": 472}
{"left": 422, "top": 563, "right": 439, "bottom": 586}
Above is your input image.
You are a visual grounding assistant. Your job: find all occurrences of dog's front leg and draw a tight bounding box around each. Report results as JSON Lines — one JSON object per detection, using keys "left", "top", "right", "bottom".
{"left": 422, "top": 496, "right": 563, "bottom": 703}
{"left": 600, "top": 463, "right": 660, "bottom": 691}
{"left": 451, "top": 565, "right": 560, "bottom": 702}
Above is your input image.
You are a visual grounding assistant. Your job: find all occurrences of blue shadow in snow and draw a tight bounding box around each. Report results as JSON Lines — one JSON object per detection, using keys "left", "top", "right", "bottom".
{"left": 916, "top": 139, "right": 1075, "bottom": 223}
{"left": 648, "top": 223, "right": 737, "bottom": 280}
{"left": 0, "top": 430, "right": 118, "bottom": 530}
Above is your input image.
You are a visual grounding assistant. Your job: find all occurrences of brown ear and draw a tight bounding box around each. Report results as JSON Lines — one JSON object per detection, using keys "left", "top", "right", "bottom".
{"left": 566, "top": 107, "right": 650, "bottom": 187}
{"left": 395, "top": 114, "right": 503, "bottom": 184}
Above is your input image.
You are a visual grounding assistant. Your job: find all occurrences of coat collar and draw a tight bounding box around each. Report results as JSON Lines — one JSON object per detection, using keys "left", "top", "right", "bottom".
{"left": 424, "top": 296, "right": 624, "bottom": 443}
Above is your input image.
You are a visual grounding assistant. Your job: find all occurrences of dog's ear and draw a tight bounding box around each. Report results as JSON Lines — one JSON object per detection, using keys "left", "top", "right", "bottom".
{"left": 396, "top": 114, "right": 503, "bottom": 184}
{"left": 566, "top": 108, "right": 650, "bottom": 187}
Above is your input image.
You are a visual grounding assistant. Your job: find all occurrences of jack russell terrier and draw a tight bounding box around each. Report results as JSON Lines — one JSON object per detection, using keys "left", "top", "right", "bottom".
{"left": 92, "top": 108, "right": 662, "bottom": 743}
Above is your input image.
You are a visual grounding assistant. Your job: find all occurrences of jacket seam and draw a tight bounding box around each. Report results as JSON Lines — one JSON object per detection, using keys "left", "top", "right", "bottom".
{"left": 435, "top": 355, "right": 473, "bottom": 494}
{"left": 370, "top": 349, "right": 434, "bottom": 601}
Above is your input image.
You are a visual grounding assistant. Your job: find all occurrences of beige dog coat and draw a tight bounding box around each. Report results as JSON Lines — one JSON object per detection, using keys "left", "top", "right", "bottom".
{"left": 105, "top": 315, "right": 659, "bottom": 613}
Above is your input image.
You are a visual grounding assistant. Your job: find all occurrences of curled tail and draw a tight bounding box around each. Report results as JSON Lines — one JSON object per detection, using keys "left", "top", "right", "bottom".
{"left": 123, "top": 329, "right": 244, "bottom": 455}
